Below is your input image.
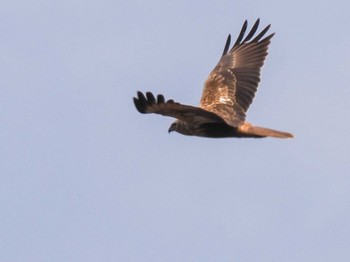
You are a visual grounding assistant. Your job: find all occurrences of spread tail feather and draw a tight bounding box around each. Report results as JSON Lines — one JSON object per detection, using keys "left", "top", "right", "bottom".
{"left": 239, "top": 123, "right": 294, "bottom": 138}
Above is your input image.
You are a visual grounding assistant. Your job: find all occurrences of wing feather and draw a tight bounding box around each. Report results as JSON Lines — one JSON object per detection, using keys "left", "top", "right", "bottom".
{"left": 199, "top": 19, "right": 274, "bottom": 127}
{"left": 222, "top": 35, "right": 231, "bottom": 56}
{"left": 134, "top": 91, "right": 226, "bottom": 125}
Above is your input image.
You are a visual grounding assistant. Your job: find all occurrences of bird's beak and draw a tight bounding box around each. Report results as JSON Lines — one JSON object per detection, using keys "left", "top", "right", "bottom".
{"left": 168, "top": 125, "right": 175, "bottom": 133}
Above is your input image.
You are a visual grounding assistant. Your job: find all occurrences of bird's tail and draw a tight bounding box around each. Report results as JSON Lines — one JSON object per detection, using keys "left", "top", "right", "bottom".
{"left": 240, "top": 123, "right": 294, "bottom": 139}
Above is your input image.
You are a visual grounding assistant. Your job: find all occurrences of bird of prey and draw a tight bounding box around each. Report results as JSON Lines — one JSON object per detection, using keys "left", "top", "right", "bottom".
{"left": 133, "top": 19, "right": 293, "bottom": 138}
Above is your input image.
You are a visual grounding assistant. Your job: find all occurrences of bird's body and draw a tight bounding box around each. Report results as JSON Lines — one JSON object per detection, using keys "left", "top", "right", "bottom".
{"left": 133, "top": 19, "right": 293, "bottom": 139}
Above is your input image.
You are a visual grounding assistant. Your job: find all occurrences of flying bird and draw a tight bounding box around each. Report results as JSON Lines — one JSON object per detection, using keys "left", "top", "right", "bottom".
{"left": 133, "top": 19, "right": 293, "bottom": 138}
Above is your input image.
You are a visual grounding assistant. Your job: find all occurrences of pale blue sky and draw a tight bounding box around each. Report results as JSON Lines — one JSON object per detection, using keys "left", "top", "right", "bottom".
{"left": 1, "top": 0, "right": 350, "bottom": 261}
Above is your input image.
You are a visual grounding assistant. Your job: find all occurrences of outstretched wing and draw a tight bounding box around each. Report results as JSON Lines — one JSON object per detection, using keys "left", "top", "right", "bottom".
{"left": 199, "top": 19, "right": 274, "bottom": 127}
{"left": 134, "top": 91, "right": 225, "bottom": 124}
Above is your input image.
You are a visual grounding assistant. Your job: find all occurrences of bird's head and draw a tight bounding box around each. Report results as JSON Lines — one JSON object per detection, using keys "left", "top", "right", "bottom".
{"left": 168, "top": 121, "right": 178, "bottom": 133}
{"left": 168, "top": 120, "right": 193, "bottom": 136}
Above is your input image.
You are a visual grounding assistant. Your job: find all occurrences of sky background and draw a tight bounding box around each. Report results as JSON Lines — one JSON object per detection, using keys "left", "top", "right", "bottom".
{"left": 1, "top": 0, "right": 350, "bottom": 261}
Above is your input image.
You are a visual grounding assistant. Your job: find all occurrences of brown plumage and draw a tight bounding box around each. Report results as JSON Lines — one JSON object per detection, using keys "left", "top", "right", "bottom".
{"left": 133, "top": 19, "right": 293, "bottom": 139}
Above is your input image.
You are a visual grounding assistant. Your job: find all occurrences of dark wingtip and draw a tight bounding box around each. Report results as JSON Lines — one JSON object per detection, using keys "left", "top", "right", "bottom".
{"left": 231, "top": 19, "right": 273, "bottom": 50}
{"left": 146, "top": 92, "right": 156, "bottom": 105}
{"left": 133, "top": 91, "right": 167, "bottom": 114}
{"left": 251, "top": 23, "right": 272, "bottom": 42}
{"left": 233, "top": 20, "right": 248, "bottom": 47}
{"left": 242, "top": 19, "right": 260, "bottom": 42}
{"left": 157, "top": 94, "right": 165, "bottom": 104}
{"left": 222, "top": 34, "right": 231, "bottom": 56}
{"left": 133, "top": 92, "right": 147, "bottom": 113}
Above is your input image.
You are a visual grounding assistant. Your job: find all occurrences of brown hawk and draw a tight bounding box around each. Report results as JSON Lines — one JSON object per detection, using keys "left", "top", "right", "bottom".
{"left": 133, "top": 19, "right": 293, "bottom": 138}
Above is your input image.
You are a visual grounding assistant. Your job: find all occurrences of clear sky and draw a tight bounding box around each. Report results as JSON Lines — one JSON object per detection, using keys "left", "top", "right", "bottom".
{"left": 1, "top": 0, "right": 350, "bottom": 261}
